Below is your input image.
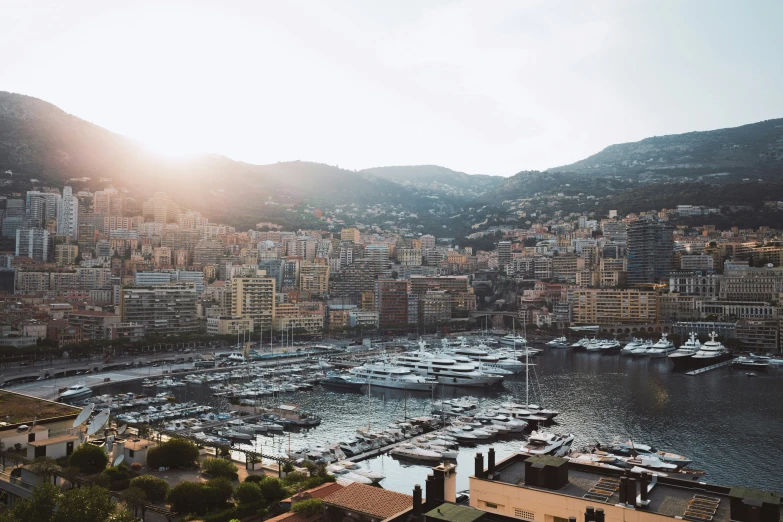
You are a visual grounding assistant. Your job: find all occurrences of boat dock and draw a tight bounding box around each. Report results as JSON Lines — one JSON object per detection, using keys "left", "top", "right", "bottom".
{"left": 685, "top": 360, "right": 732, "bottom": 376}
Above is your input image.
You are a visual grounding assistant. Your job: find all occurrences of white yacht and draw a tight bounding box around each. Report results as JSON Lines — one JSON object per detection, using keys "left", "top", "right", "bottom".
{"left": 647, "top": 334, "right": 676, "bottom": 359}
{"left": 571, "top": 337, "right": 591, "bottom": 349}
{"left": 546, "top": 336, "right": 569, "bottom": 348}
{"left": 621, "top": 339, "right": 643, "bottom": 355}
{"left": 690, "top": 332, "right": 732, "bottom": 369}
{"left": 442, "top": 343, "right": 526, "bottom": 373}
{"left": 499, "top": 334, "right": 528, "bottom": 347}
{"left": 520, "top": 431, "right": 575, "bottom": 457}
{"left": 390, "top": 443, "right": 443, "bottom": 462}
{"left": 349, "top": 362, "right": 434, "bottom": 390}
{"left": 393, "top": 352, "right": 503, "bottom": 388}
{"left": 59, "top": 383, "right": 92, "bottom": 402}
{"left": 630, "top": 341, "right": 653, "bottom": 357}
{"left": 668, "top": 332, "right": 701, "bottom": 371}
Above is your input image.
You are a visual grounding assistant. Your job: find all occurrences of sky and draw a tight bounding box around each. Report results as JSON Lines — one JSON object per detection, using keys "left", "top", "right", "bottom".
{"left": 2, "top": 0, "right": 782, "bottom": 176}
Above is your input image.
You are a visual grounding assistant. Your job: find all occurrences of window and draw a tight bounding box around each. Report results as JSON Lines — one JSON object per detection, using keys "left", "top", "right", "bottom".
{"left": 483, "top": 501, "right": 501, "bottom": 510}
{"left": 28, "top": 433, "right": 35, "bottom": 442}
{"left": 514, "top": 508, "right": 535, "bottom": 521}
{"left": 129, "top": 449, "right": 135, "bottom": 457}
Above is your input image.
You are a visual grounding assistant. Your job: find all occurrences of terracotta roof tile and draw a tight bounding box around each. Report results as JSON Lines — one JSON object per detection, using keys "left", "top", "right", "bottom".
{"left": 281, "top": 482, "right": 344, "bottom": 503}
{"left": 266, "top": 511, "right": 322, "bottom": 522}
{"left": 323, "top": 482, "right": 413, "bottom": 519}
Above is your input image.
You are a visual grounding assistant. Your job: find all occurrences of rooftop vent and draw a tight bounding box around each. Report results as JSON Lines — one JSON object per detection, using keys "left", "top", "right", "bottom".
{"left": 524, "top": 455, "right": 568, "bottom": 490}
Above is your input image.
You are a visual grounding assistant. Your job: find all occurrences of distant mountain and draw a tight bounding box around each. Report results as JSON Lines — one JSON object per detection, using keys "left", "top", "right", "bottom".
{"left": 360, "top": 165, "right": 502, "bottom": 197}
{"left": 549, "top": 118, "right": 783, "bottom": 178}
{"left": 0, "top": 91, "right": 471, "bottom": 232}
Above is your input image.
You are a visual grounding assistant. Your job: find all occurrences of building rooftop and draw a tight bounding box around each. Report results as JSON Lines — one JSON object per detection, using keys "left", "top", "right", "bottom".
{"left": 488, "top": 453, "right": 758, "bottom": 522}
{"left": 281, "top": 482, "right": 344, "bottom": 504}
{"left": 323, "top": 482, "right": 414, "bottom": 519}
{"left": 426, "top": 503, "right": 486, "bottom": 522}
{"left": 124, "top": 438, "right": 154, "bottom": 451}
{"left": 28, "top": 434, "right": 79, "bottom": 447}
{"left": 0, "top": 390, "right": 80, "bottom": 425}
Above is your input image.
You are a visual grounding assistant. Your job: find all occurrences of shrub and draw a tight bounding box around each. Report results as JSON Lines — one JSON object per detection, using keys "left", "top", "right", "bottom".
{"left": 292, "top": 498, "right": 323, "bottom": 515}
{"left": 167, "top": 482, "right": 211, "bottom": 515}
{"left": 243, "top": 474, "right": 266, "bottom": 484}
{"left": 130, "top": 462, "right": 142, "bottom": 471}
{"left": 69, "top": 444, "right": 109, "bottom": 474}
{"left": 206, "top": 477, "right": 234, "bottom": 504}
{"left": 102, "top": 464, "right": 138, "bottom": 490}
{"left": 283, "top": 471, "right": 308, "bottom": 484}
{"left": 129, "top": 474, "right": 170, "bottom": 503}
{"left": 146, "top": 438, "right": 199, "bottom": 469}
{"left": 258, "top": 477, "right": 287, "bottom": 503}
{"left": 234, "top": 482, "right": 264, "bottom": 505}
{"left": 202, "top": 457, "right": 239, "bottom": 480}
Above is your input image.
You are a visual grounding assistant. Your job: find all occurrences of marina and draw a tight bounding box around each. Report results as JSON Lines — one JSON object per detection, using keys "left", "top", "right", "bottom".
{"left": 3, "top": 334, "right": 782, "bottom": 494}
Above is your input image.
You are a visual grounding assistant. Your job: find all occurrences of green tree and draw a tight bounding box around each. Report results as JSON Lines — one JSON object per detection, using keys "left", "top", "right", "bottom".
{"left": 129, "top": 474, "right": 170, "bottom": 503}
{"left": 146, "top": 438, "right": 199, "bottom": 469}
{"left": 119, "top": 487, "right": 147, "bottom": 517}
{"left": 167, "top": 481, "right": 211, "bottom": 515}
{"left": 202, "top": 457, "right": 239, "bottom": 480}
{"left": 206, "top": 476, "right": 234, "bottom": 505}
{"left": 258, "top": 477, "right": 287, "bottom": 502}
{"left": 53, "top": 484, "right": 115, "bottom": 522}
{"left": 234, "top": 482, "right": 264, "bottom": 505}
{"left": 69, "top": 444, "right": 109, "bottom": 475}
{"left": 28, "top": 456, "right": 60, "bottom": 482}
{"left": 0, "top": 482, "right": 59, "bottom": 522}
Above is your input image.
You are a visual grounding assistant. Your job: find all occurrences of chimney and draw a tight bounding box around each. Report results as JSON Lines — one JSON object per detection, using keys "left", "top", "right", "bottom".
{"left": 618, "top": 477, "right": 628, "bottom": 505}
{"left": 412, "top": 485, "right": 423, "bottom": 518}
{"left": 474, "top": 453, "right": 485, "bottom": 479}
{"left": 488, "top": 448, "right": 496, "bottom": 476}
{"left": 640, "top": 472, "right": 649, "bottom": 502}
{"left": 584, "top": 506, "right": 595, "bottom": 522}
{"left": 425, "top": 474, "right": 436, "bottom": 511}
{"left": 594, "top": 509, "right": 605, "bottom": 522}
{"left": 627, "top": 478, "right": 637, "bottom": 508}
{"left": 433, "top": 462, "right": 457, "bottom": 503}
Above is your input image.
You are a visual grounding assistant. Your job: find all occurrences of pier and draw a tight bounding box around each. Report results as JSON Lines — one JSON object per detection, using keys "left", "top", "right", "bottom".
{"left": 685, "top": 360, "right": 732, "bottom": 376}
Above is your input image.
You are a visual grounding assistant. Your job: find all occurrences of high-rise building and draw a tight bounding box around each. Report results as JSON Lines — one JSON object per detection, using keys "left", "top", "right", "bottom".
{"left": 57, "top": 186, "right": 79, "bottom": 237}
{"left": 231, "top": 274, "right": 275, "bottom": 332}
{"left": 26, "top": 191, "right": 61, "bottom": 228}
{"left": 120, "top": 283, "right": 198, "bottom": 335}
{"left": 420, "top": 234, "right": 436, "bottom": 250}
{"left": 375, "top": 279, "right": 413, "bottom": 326}
{"left": 627, "top": 217, "right": 674, "bottom": 285}
{"left": 15, "top": 228, "right": 49, "bottom": 261}
{"left": 572, "top": 289, "right": 658, "bottom": 325}
{"left": 93, "top": 187, "right": 127, "bottom": 216}
{"left": 299, "top": 261, "right": 330, "bottom": 297}
{"left": 366, "top": 244, "right": 390, "bottom": 273}
{"left": 341, "top": 228, "right": 361, "bottom": 243}
{"left": 498, "top": 241, "right": 512, "bottom": 270}
{"left": 55, "top": 244, "right": 79, "bottom": 266}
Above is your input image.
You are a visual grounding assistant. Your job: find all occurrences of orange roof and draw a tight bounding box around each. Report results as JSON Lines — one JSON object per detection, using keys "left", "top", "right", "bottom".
{"left": 323, "top": 482, "right": 413, "bottom": 519}
{"left": 266, "top": 511, "right": 322, "bottom": 522}
{"left": 281, "top": 482, "right": 344, "bottom": 503}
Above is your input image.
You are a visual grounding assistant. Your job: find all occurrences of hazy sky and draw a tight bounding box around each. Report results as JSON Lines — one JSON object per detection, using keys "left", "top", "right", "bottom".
{"left": 2, "top": 1, "right": 782, "bottom": 176}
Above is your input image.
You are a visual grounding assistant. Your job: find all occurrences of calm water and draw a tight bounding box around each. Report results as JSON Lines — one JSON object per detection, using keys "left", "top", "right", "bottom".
{"left": 102, "top": 350, "right": 783, "bottom": 495}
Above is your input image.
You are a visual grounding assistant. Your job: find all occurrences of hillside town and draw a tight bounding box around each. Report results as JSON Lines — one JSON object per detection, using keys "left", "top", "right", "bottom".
{"left": 0, "top": 183, "right": 781, "bottom": 355}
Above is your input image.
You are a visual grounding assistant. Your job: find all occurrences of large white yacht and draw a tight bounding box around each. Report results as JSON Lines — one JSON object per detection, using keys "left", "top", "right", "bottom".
{"left": 690, "top": 332, "right": 732, "bottom": 369}
{"left": 59, "top": 383, "right": 92, "bottom": 402}
{"left": 668, "top": 332, "right": 701, "bottom": 371}
{"left": 520, "top": 431, "right": 575, "bottom": 457}
{"left": 393, "top": 351, "right": 503, "bottom": 387}
{"left": 440, "top": 341, "right": 526, "bottom": 373}
{"left": 349, "top": 363, "right": 434, "bottom": 390}
{"left": 647, "top": 333, "right": 676, "bottom": 359}
{"left": 499, "top": 334, "right": 528, "bottom": 346}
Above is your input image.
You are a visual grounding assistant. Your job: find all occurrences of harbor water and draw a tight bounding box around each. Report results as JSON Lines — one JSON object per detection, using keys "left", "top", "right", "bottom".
{"left": 100, "top": 349, "right": 783, "bottom": 494}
